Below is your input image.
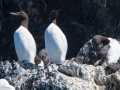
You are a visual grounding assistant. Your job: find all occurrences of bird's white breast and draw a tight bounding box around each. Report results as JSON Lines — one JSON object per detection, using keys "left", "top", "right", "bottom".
{"left": 14, "top": 26, "right": 36, "bottom": 64}
{"left": 45, "top": 23, "right": 68, "bottom": 64}
{"left": 38, "top": 60, "right": 44, "bottom": 67}
{"left": 102, "top": 38, "right": 120, "bottom": 67}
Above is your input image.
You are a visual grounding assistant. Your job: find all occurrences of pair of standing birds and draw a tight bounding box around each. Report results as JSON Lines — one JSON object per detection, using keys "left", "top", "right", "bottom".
{"left": 10, "top": 9, "right": 67, "bottom": 66}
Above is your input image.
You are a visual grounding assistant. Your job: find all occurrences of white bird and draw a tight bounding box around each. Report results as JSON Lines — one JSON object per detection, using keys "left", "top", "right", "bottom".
{"left": 0, "top": 79, "right": 15, "bottom": 90}
{"left": 45, "top": 9, "right": 68, "bottom": 64}
{"left": 10, "top": 11, "right": 43, "bottom": 66}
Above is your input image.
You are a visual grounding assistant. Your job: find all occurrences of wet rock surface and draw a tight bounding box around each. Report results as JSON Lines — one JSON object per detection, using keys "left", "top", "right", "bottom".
{"left": 1, "top": 0, "right": 120, "bottom": 61}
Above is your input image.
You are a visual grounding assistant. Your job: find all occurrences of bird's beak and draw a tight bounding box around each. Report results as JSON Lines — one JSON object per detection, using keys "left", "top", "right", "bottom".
{"left": 9, "top": 12, "right": 18, "bottom": 16}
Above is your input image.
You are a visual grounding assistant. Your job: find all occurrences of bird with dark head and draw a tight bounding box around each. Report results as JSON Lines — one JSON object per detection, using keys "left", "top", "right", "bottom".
{"left": 92, "top": 35, "right": 120, "bottom": 67}
{"left": 10, "top": 11, "right": 44, "bottom": 67}
{"left": 45, "top": 9, "right": 68, "bottom": 64}
{"left": 10, "top": 11, "right": 29, "bottom": 29}
{"left": 49, "top": 9, "right": 60, "bottom": 24}
{"left": 92, "top": 35, "right": 110, "bottom": 51}
{"left": 92, "top": 35, "right": 110, "bottom": 66}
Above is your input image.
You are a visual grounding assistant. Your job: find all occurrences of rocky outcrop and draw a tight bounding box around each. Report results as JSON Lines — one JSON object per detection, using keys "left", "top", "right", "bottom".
{"left": 0, "top": 57, "right": 120, "bottom": 90}
{"left": 77, "top": 39, "right": 97, "bottom": 64}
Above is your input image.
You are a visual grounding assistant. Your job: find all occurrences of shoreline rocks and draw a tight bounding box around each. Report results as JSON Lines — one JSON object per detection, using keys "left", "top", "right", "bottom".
{"left": 0, "top": 58, "right": 120, "bottom": 90}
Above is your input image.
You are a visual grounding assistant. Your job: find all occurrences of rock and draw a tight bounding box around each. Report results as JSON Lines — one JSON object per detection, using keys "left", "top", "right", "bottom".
{"left": 17, "top": 60, "right": 39, "bottom": 69}
{"left": 108, "top": 63, "right": 120, "bottom": 72}
{"left": 0, "top": 61, "right": 12, "bottom": 78}
{"left": 77, "top": 39, "right": 97, "bottom": 64}
{"left": 58, "top": 60, "right": 96, "bottom": 80}
{"left": 94, "top": 66, "right": 106, "bottom": 86}
{"left": 58, "top": 59, "right": 106, "bottom": 85}
{"left": 0, "top": 58, "right": 120, "bottom": 89}
{"left": 106, "top": 70, "right": 120, "bottom": 90}
{"left": 22, "top": 62, "right": 105, "bottom": 90}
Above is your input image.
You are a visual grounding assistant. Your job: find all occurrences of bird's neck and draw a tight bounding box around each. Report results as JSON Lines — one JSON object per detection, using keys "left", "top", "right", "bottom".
{"left": 21, "top": 19, "right": 29, "bottom": 29}
{"left": 51, "top": 19, "right": 57, "bottom": 25}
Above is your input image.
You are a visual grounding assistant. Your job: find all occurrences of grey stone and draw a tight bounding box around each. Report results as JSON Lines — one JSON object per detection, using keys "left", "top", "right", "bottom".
{"left": 77, "top": 39, "right": 97, "bottom": 64}
{"left": 17, "top": 60, "right": 41, "bottom": 69}
{"left": 0, "top": 58, "right": 120, "bottom": 90}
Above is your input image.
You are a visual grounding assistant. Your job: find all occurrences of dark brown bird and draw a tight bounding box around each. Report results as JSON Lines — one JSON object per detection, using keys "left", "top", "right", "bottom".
{"left": 94, "top": 45, "right": 110, "bottom": 66}
{"left": 92, "top": 35, "right": 110, "bottom": 51}
{"left": 92, "top": 35, "right": 120, "bottom": 67}
{"left": 38, "top": 48, "right": 49, "bottom": 66}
